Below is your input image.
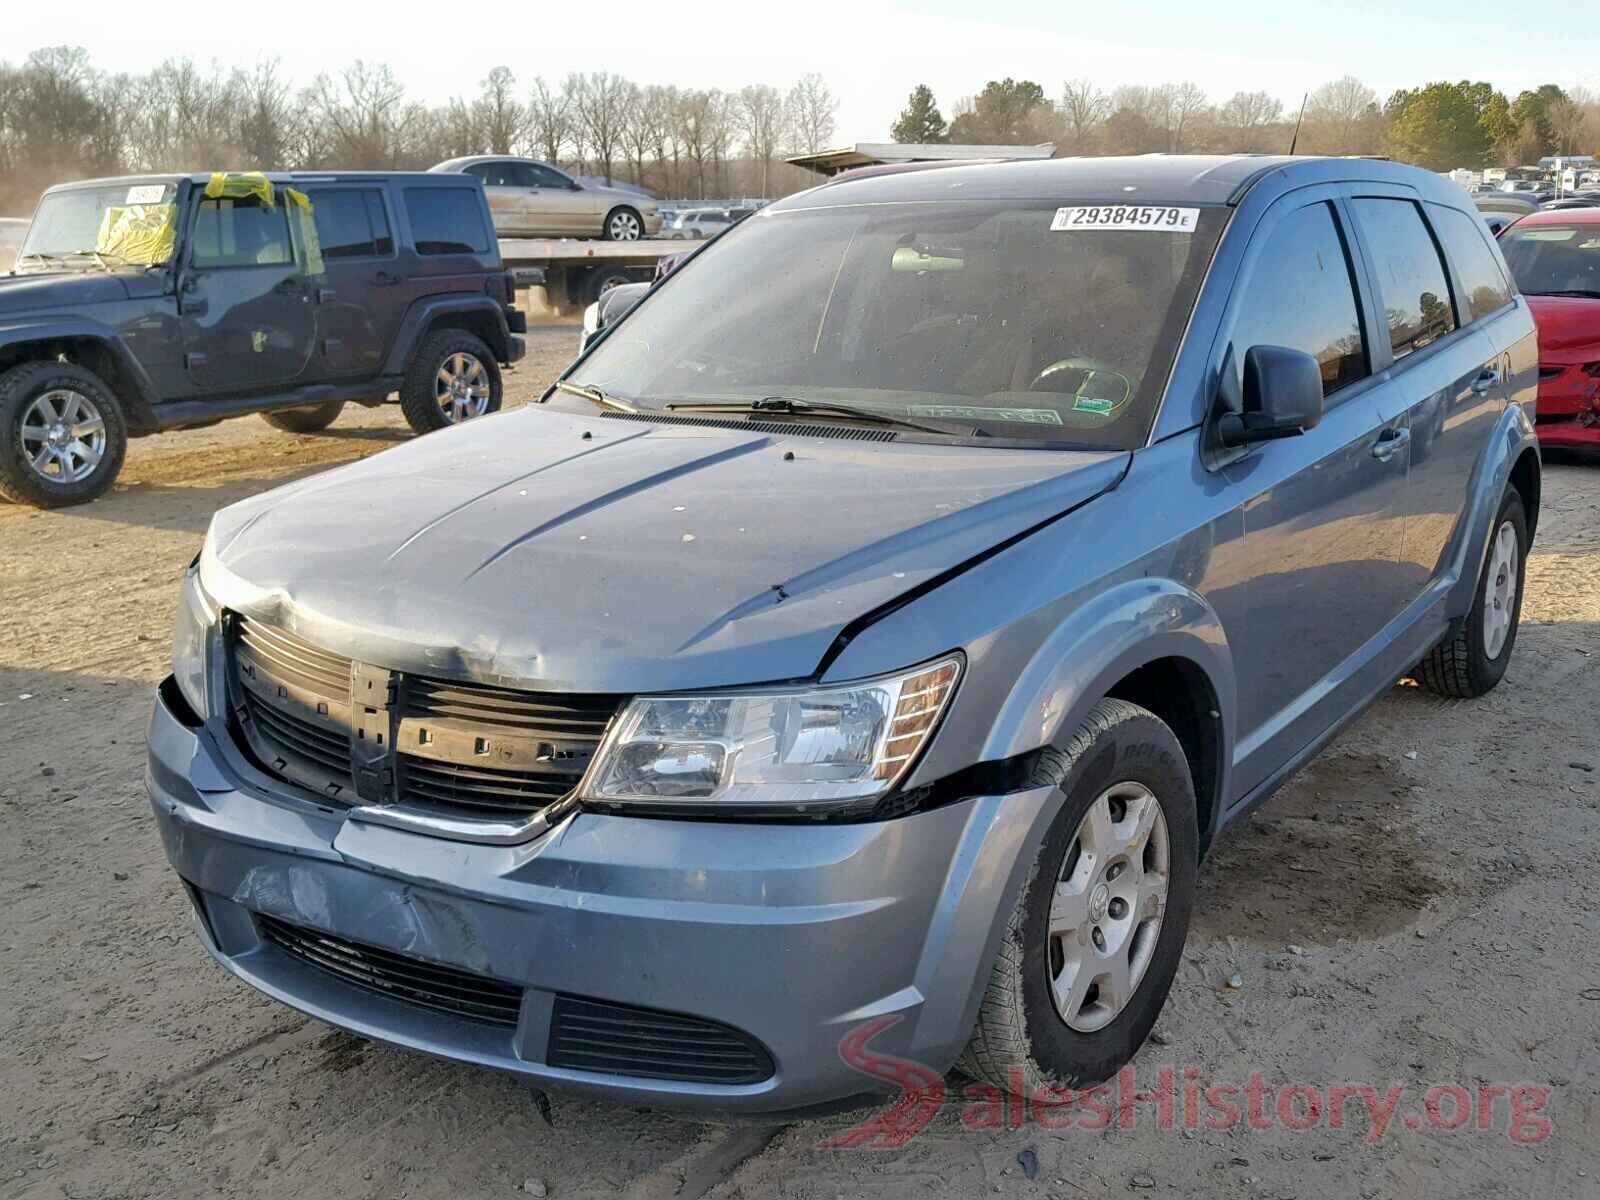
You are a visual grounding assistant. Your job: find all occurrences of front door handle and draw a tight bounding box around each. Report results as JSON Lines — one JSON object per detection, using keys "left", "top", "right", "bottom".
{"left": 1372, "top": 427, "right": 1410, "bottom": 462}
{"left": 1471, "top": 367, "right": 1501, "bottom": 394}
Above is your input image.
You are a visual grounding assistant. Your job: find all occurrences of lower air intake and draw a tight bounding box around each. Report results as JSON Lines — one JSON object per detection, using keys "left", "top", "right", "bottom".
{"left": 546, "top": 994, "right": 775, "bottom": 1084}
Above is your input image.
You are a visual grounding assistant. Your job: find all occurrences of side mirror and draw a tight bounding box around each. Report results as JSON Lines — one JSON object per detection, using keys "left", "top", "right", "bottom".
{"left": 1215, "top": 345, "right": 1324, "bottom": 448}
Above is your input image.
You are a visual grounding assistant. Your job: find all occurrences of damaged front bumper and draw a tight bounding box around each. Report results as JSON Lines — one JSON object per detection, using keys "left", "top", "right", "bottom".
{"left": 146, "top": 679, "right": 1050, "bottom": 1114}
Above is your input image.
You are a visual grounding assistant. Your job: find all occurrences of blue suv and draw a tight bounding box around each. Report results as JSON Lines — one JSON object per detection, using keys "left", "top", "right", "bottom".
{"left": 150, "top": 155, "right": 1538, "bottom": 1114}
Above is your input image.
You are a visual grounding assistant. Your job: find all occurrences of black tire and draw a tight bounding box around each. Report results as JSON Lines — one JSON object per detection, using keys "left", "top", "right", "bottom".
{"left": 1416, "top": 488, "right": 1527, "bottom": 698}
{"left": 586, "top": 267, "right": 636, "bottom": 304}
{"left": 959, "top": 698, "right": 1199, "bottom": 1094}
{"left": 399, "top": 330, "right": 502, "bottom": 435}
{"left": 602, "top": 206, "right": 644, "bottom": 242}
{"left": 0, "top": 361, "right": 128, "bottom": 508}
{"left": 259, "top": 400, "right": 345, "bottom": 433}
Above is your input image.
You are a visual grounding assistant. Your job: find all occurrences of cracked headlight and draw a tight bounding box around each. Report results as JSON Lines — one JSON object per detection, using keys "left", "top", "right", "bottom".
{"left": 584, "top": 657, "right": 961, "bottom": 815}
{"left": 171, "top": 567, "right": 215, "bottom": 721}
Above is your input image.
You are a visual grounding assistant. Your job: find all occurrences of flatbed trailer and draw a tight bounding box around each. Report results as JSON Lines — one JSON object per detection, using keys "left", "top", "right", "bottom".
{"left": 499, "top": 238, "right": 692, "bottom": 317}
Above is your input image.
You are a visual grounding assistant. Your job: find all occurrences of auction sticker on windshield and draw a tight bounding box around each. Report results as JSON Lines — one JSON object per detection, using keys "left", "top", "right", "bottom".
{"left": 1051, "top": 205, "right": 1199, "bottom": 232}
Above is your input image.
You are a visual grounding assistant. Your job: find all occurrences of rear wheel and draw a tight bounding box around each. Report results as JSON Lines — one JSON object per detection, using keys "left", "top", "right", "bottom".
{"left": 1416, "top": 488, "right": 1527, "bottom": 698}
{"left": 260, "top": 400, "right": 345, "bottom": 433}
{"left": 0, "top": 361, "right": 128, "bottom": 508}
{"left": 400, "top": 330, "right": 502, "bottom": 435}
{"left": 603, "top": 207, "right": 644, "bottom": 241}
{"left": 959, "top": 698, "right": 1198, "bottom": 1093}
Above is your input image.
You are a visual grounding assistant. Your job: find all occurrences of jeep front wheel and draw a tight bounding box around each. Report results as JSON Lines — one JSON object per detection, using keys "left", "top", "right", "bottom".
{"left": 260, "top": 400, "right": 346, "bottom": 434}
{"left": 0, "top": 362, "right": 128, "bottom": 508}
{"left": 400, "top": 330, "right": 502, "bottom": 435}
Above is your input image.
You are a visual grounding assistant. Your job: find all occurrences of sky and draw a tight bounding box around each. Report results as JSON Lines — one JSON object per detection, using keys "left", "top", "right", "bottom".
{"left": 9, "top": 0, "right": 1598, "bottom": 146}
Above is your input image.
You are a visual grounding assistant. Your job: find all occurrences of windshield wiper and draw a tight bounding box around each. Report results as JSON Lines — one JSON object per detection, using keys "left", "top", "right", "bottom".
{"left": 666, "top": 396, "right": 978, "bottom": 437}
{"left": 553, "top": 379, "right": 638, "bottom": 412}
{"left": 1528, "top": 288, "right": 1600, "bottom": 299}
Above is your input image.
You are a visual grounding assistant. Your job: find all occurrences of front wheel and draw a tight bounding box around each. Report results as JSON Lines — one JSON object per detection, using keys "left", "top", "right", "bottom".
{"left": 602, "top": 207, "right": 644, "bottom": 241}
{"left": 959, "top": 698, "right": 1198, "bottom": 1093}
{"left": 0, "top": 361, "right": 128, "bottom": 508}
{"left": 399, "top": 330, "right": 502, "bottom": 435}
{"left": 1416, "top": 488, "right": 1527, "bottom": 698}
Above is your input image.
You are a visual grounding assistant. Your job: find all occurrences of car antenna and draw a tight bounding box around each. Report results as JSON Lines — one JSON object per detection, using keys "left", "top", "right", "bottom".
{"left": 1288, "top": 93, "right": 1308, "bottom": 155}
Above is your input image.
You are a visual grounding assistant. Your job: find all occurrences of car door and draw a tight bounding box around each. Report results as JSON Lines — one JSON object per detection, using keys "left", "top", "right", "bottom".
{"left": 179, "top": 189, "right": 315, "bottom": 392}
{"left": 1364, "top": 199, "right": 1519, "bottom": 596}
{"left": 529, "top": 163, "right": 599, "bottom": 236}
{"left": 1213, "top": 192, "right": 1415, "bottom": 799}
{"left": 471, "top": 160, "right": 533, "bottom": 237}
{"left": 300, "top": 186, "right": 400, "bottom": 378}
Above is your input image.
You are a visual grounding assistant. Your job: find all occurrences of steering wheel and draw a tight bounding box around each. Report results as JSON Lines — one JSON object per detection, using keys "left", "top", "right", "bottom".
{"left": 1028, "top": 356, "right": 1135, "bottom": 416}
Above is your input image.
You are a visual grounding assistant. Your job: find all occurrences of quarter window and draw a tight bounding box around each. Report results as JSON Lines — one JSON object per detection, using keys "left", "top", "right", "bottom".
{"left": 1428, "top": 205, "right": 1512, "bottom": 322}
{"left": 1230, "top": 202, "right": 1368, "bottom": 398}
{"left": 1351, "top": 198, "right": 1457, "bottom": 358}
{"left": 404, "top": 187, "right": 491, "bottom": 255}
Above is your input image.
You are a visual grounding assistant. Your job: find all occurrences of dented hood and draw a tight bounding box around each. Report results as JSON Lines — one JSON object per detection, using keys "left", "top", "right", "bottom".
{"left": 201, "top": 407, "right": 1126, "bottom": 692}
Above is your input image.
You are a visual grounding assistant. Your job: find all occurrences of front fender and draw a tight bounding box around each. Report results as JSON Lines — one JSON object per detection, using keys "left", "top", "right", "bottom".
{"left": 0, "top": 316, "right": 160, "bottom": 431}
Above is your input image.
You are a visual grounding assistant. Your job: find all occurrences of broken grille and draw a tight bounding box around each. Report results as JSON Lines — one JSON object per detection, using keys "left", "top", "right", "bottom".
{"left": 227, "top": 613, "right": 622, "bottom": 826}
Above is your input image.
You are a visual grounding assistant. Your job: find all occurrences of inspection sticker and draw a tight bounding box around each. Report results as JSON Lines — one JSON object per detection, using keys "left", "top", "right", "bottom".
{"left": 1051, "top": 205, "right": 1199, "bottom": 232}
{"left": 125, "top": 185, "right": 167, "bottom": 205}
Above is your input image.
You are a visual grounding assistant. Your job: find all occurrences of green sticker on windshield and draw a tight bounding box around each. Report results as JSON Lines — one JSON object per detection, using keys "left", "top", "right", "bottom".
{"left": 1072, "top": 395, "right": 1114, "bottom": 415}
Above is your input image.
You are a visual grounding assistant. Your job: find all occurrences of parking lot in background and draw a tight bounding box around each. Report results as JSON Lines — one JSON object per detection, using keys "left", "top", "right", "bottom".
{"left": 1, "top": 326, "right": 1596, "bottom": 1199}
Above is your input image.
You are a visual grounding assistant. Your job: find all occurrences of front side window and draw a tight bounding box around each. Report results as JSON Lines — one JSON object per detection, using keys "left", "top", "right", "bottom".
{"left": 1428, "top": 204, "right": 1513, "bottom": 321}
{"left": 1351, "top": 197, "right": 1457, "bottom": 359}
{"left": 529, "top": 164, "right": 573, "bottom": 189}
{"left": 572, "top": 200, "right": 1228, "bottom": 448}
{"left": 1228, "top": 202, "right": 1368, "bottom": 398}
{"left": 191, "top": 195, "right": 293, "bottom": 268}
{"left": 1498, "top": 221, "right": 1600, "bottom": 299}
{"left": 404, "top": 187, "right": 490, "bottom": 255}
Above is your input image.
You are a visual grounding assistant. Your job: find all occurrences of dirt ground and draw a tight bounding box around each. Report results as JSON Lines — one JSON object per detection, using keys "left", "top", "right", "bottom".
{"left": 1, "top": 326, "right": 1597, "bottom": 1198}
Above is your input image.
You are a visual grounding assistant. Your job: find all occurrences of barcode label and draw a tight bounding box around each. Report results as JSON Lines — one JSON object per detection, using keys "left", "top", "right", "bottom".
{"left": 1051, "top": 206, "right": 1200, "bottom": 232}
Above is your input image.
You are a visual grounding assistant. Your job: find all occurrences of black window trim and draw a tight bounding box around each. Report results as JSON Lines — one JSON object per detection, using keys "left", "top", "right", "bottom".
{"left": 1216, "top": 192, "right": 1375, "bottom": 414}
{"left": 300, "top": 185, "right": 397, "bottom": 263}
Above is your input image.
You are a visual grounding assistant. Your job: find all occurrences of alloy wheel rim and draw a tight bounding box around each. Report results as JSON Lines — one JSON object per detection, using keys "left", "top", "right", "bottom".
{"left": 1482, "top": 519, "right": 1519, "bottom": 659}
{"left": 1046, "top": 781, "right": 1170, "bottom": 1033}
{"left": 610, "top": 212, "right": 641, "bottom": 240}
{"left": 434, "top": 352, "right": 490, "bottom": 423}
{"left": 19, "top": 389, "right": 107, "bottom": 484}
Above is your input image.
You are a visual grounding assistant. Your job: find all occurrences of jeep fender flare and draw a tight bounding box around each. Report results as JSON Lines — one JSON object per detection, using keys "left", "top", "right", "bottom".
{"left": 0, "top": 318, "right": 161, "bottom": 433}
{"left": 385, "top": 295, "right": 511, "bottom": 375}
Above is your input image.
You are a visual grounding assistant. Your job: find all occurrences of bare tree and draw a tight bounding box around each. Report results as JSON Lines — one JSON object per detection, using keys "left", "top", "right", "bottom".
{"left": 676, "top": 88, "right": 720, "bottom": 198}
{"left": 572, "top": 71, "right": 629, "bottom": 184}
{"left": 527, "top": 75, "right": 572, "bottom": 164}
{"left": 1160, "top": 82, "right": 1211, "bottom": 152}
{"left": 475, "top": 66, "right": 526, "bottom": 155}
{"left": 1303, "top": 76, "right": 1381, "bottom": 155}
{"left": 1215, "top": 90, "right": 1284, "bottom": 152}
{"left": 737, "top": 83, "right": 785, "bottom": 197}
{"left": 1059, "top": 78, "right": 1107, "bottom": 152}
{"left": 236, "top": 60, "right": 294, "bottom": 169}
{"left": 305, "top": 61, "right": 412, "bottom": 168}
{"left": 1547, "top": 91, "right": 1592, "bottom": 157}
{"left": 786, "top": 73, "right": 836, "bottom": 156}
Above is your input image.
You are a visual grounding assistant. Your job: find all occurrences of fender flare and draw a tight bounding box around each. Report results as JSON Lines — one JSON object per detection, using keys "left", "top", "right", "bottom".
{"left": 0, "top": 318, "right": 161, "bottom": 433}
{"left": 1444, "top": 401, "right": 1540, "bottom": 621}
{"left": 383, "top": 294, "right": 512, "bottom": 375}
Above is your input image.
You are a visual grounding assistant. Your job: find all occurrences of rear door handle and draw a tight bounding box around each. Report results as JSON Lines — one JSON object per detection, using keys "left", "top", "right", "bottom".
{"left": 1372, "top": 427, "right": 1410, "bottom": 462}
{"left": 273, "top": 278, "right": 304, "bottom": 296}
{"left": 372, "top": 270, "right": 399, "bottom": 286}
{"left": 1471, "top": 367, "right": 1501, "bottom": 394}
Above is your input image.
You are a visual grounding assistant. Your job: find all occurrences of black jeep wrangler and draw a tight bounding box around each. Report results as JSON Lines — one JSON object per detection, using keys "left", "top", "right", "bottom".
{"left": 1, "top": 171, "right": 526, "bottom": 507}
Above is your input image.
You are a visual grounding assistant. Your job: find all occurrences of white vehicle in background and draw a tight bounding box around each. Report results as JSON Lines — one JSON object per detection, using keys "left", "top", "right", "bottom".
{"left": 0, "top": 217, "right": 27, "bottom": 272}
{"left": 660, "top": 208, "right": 738, "bottom": 240}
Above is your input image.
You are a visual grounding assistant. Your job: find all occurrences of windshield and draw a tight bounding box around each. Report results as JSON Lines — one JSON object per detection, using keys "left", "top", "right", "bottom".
{"left": 18, "top": 182, "right": 179, "bottom": 268}
{"left": 572, "top": 200, "right": 1226, "bottom": 447}
{"left": 1498, "top": 223, "right": 1600, "bottom": 296}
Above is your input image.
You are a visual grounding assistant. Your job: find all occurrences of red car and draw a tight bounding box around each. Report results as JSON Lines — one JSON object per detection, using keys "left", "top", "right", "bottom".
{"left": 1498, "top": 208, "right": 1600, "bottom": 450}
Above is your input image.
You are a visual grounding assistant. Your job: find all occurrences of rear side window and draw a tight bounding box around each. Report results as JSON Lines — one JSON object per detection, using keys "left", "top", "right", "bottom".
{"left": 191, "top": 196, "right": 292, "bottom": 268}
{"left": 1428, "top": 205, "right": 1513, "bottom": 322}
{"left": 1229, "top": 201, "right": 1368, "bottom": 398}
{"left": 404, "top": 187, "right": 491, "bottom": 255}
{"left": 1351, "top": 198, "right": 1457, "bottom": 358}
{"left": 306, "top": 188, "right": 393, "bottom": 259}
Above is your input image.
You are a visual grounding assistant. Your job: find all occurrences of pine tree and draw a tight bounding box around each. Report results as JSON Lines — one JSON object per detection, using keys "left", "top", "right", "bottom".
{"left": 891, "top": 85, "right": 947, "bottom": 144}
